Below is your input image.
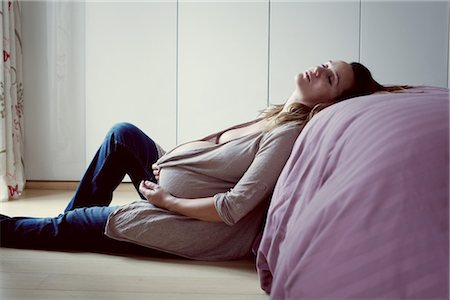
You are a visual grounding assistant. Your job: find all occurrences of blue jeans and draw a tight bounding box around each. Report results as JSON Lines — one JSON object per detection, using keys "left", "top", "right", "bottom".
{"left": 0, "top": 123, "right": 171, "bottom": 256}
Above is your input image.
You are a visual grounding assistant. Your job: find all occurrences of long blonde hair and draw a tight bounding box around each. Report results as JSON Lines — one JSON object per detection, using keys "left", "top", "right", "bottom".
{"left": 261, "top": 102, "right": 325, "bottom": 131}
{"left": 262, "top": 62, "right": 412, "bottom": 131}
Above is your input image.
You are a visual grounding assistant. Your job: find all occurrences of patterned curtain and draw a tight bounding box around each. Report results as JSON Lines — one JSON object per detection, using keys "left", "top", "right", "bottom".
{"left": 0, "top": 1, "right": 24, "bottom": 201}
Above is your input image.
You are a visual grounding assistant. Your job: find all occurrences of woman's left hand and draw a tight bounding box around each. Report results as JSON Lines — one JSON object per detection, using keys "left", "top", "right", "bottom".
{"left": 139, "top": 180, "right": 173, "bottom": 209}
{"left": 139, "top": 180, "right": 222, "bottom": 222}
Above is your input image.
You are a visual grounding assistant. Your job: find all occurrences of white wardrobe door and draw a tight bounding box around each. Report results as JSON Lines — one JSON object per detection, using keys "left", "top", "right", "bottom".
{"left": 360, "top": 1, "right": 449, "bottom": 87}
{"left": 269, "top": 1, "right": 360, "bottom": 104}
{"left": 177, "top": 1, "right": 269, "bottom": 144}
{"left": 85, "top": 2, "right": 177, "bottom": 164}
{"left": 23, "top": 2, "right": 86, "bottom": 180}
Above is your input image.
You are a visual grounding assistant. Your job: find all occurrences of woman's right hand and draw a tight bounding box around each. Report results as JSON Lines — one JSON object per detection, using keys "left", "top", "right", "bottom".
{"left": 152, "top": 163, "right": 160, "bottom": 182}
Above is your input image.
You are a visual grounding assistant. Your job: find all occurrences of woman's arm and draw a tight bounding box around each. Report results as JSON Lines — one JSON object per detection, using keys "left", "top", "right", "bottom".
{"left": 139, "top": 180, "right": 223, "bottom": 223}
{"left": 144, "top": 124, "right": 301, "bottom": 225}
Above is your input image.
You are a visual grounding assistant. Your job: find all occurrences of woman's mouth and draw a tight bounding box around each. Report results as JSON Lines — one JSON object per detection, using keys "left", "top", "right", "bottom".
{"left": 304, "top": 72, "right": 311, "bottom": 82}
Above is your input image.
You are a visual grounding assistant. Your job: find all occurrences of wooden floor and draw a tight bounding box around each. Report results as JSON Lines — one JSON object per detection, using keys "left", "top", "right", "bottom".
{"left": 0, "top": 187, "right": 269, "bottom": 300}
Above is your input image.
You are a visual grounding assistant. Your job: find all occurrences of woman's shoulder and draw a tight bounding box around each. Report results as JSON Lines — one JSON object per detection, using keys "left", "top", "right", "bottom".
{"left": 261, "top": 121, "right": 302, "bottom": 145}
{"left": 266, "top": 120, "right": 302, "bottom": 136}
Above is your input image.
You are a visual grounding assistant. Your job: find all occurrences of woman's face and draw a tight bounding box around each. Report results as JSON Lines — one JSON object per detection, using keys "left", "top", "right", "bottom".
{"left": 296, "top": 60, "right": 354, "bottom": 107}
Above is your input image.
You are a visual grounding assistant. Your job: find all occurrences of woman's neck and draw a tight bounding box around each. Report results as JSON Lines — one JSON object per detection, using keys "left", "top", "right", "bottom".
{"left": 283, "top": 89, "right": 304, "bottom": 112}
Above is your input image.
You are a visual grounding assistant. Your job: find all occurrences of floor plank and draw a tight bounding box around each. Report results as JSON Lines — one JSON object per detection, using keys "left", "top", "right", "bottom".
{"left": 0, "top": 189, "right": 268, "bottom": 299}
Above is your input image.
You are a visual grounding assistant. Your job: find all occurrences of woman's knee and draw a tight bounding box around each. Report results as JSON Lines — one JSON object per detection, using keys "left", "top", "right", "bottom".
{"left": 104, "top": 122, "right": 147, "bottom": 146}
{"left": 108, "top": 122, "right": 140, "bottom": 138}
{"left": 102, "top": 122, "right": 158, "bottom": 170}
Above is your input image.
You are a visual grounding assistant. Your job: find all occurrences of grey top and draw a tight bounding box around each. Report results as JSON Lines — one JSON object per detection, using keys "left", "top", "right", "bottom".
{"left": 105, "top": 120, "right": 301, "bottom": 260}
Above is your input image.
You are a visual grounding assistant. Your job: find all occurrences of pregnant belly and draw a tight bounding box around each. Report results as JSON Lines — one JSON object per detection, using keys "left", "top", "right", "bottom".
{"left": 158, "top": 167, "right": 232, "bottom": 199}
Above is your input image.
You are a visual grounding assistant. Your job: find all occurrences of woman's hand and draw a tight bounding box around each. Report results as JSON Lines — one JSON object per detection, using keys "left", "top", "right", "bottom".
{"left": 151, "top": 163, "right": 160, "bottom": 181}
{"left": 139, "top": 180, "right": 174, "bottom": 210}
{"left": 139, "top": 180, "right": 223, "bottom": 223}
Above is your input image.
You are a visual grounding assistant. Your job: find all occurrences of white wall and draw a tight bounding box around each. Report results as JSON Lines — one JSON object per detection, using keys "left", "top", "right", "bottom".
{"left": 23, "top": 1, "right": 450, "bottom": 181}
{"left": 23, "top": 1, "right": 85, "bottom": 180}
{"left": 360, "top": 1, "right": 449, "bottom": 87}
{"left": 178, "top": 1, "right": 268, "bottom": 143}
{"left": 85, "top": 2, "right": 177, "bottom": 162}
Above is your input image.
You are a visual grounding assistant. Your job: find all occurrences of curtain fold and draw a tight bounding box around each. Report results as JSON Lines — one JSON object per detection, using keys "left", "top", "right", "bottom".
{"left": 0, "top": 0, "right": 24, "bottom": 201}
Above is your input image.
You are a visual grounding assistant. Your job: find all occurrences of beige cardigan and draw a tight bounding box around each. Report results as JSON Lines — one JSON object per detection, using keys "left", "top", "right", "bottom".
{"left": 105, "top": 120, "right": 301, "bottom": 260}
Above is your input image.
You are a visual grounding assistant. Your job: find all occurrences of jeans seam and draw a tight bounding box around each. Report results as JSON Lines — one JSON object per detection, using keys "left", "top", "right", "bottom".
{"left": 91, "top": 148, "right": 117, "bottom": 185}
{"left": 117, "top": 140, "right": 154, "bottom": 179}
{"left": 91, "top": 137, "right": 154, "bottom": 185}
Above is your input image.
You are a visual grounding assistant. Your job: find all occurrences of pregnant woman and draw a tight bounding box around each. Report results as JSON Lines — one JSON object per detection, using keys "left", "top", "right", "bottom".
{"left": 0, "top": 60, "right": 408, "bottom": 260}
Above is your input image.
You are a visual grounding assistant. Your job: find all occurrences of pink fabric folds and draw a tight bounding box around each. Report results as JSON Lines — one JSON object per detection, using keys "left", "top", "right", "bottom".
{"left": 257, "top": 86, "right": 449, "bottom": 299}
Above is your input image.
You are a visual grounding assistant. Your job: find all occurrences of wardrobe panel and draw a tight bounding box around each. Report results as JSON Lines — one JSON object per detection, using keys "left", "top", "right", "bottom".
{"left": 23, "top": 1, "right": 86, "bottom": 180}
{"left": 85, "top": 2, "right": 177, "bottom": 165}
{"left": 360, "top": 1, "right": 449, "bottom": 87}
{"left": 269, "top": 1, "right": 360, "bottom": 104}
{"left": 177, "top": 1, "right": 268, "bottom": 143}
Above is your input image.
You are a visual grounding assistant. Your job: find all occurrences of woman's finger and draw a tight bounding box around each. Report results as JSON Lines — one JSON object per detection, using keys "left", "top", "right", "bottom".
{"left": 144, "top": 180, "right": 161, "bottom": 190}
{"left": 147, "top": 182, "right": 164, "bottom": 194}
{"left": 139, "top": 180, "right": 145, "bottom": 190}
{"left": 139, "top": 181, "right": 148, "bottom": 194}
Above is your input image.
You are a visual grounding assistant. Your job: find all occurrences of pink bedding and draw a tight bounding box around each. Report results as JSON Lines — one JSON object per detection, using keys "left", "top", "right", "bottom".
{"left": 256, "top": 86, "right": 449, "bottom": 299}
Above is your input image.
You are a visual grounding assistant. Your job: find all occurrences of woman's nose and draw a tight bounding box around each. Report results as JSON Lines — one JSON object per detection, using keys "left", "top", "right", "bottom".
{"left": 312, "top": 66, "right": 325, "bottom": 77}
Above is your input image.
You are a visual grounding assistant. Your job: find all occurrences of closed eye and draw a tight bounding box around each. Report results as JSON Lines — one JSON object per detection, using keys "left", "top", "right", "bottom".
{"left": 328, "top": 76, "right": 332, "bottom": 85}
{"left": 321, "top": 64, "right": 328, "bottom": 68}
